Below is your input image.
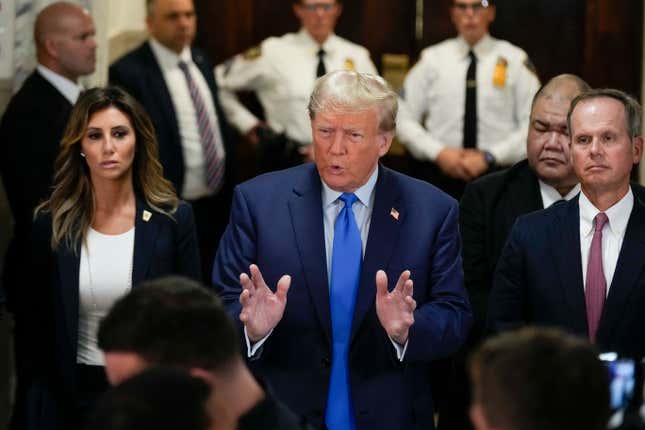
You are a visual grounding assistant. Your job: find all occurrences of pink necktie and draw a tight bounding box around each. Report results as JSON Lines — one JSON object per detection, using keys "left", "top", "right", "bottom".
{"left": 585, "top": 212, "right": 609, "bottom": 342}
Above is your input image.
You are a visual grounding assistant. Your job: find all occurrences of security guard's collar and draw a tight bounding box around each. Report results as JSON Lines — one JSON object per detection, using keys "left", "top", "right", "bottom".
{"left": 298, "top": 27, "right": 339, "bottom": 55}
{"left": 456, "top": 33, "right": 494, "bottom": 59}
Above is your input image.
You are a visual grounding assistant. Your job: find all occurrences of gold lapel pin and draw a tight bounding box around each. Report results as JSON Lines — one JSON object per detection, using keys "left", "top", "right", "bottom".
{"left": 142, "top": 210, "right": 152, "bottom": 222}
{"left": 390, "top": 208, "right": 400, "bottom": 221}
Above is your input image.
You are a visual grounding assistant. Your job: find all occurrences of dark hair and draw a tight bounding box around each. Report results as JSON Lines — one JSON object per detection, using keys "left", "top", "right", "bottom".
{"left": 567, "top": 88, "right": 642, "bottom": 139}
{"left": 469, "top": 327, "right": 610, "bottom": 430}
{"left": 37, "top": 86, "right": 178, "bottom": 251}
{"left": 98, "top": 276, "right": 240, "bottom": 371}
{"left": 86, "top": 367, "right": 211, "bottom": 430}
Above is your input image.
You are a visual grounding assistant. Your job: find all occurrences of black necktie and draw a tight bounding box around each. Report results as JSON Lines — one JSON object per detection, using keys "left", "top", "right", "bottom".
{"left": 463, "top": 50, "right": 477, "bottom": 149}
{"left": 317, "top": 48, "right": 327, "bottom": 78}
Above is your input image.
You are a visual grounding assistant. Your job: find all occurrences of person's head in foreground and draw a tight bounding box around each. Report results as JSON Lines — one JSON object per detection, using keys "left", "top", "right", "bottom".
{"left": 469, "top": 327, "right": 610, "bottom": 430}
{"left": 87, "top": 366, "right": 213, "bottom": 430}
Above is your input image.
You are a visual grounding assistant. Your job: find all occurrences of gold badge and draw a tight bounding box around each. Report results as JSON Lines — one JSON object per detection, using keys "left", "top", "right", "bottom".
{"left": 142, "top": 210, "right": 152, "bottom": 222}
{"left": 492, "top": 57, "right": 508, "bottom": 88}
{"left": 242, "top": 46, "right": 261, "bottom": 61}
{"left": 344, "top": 58, "right": 355, "bottom": 71}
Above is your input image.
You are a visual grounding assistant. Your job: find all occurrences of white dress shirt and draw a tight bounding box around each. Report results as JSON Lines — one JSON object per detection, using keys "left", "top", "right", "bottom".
{"left": 149, "top": 38, "right": 226, "bottom": 200}
{"left": 397, "top": 34, "right": 541, "bottom": 165}
{"left": 579, "top": 189, "right": 633, "bottom": 292}
{"left": 538, "top": 180, "right": 580, "bottom": 208}
{"left": 37, "top": 64, "right": 83, "bottom": 104}
{"left": 246, "top": 167, "right": 408, "bottom": 360}
{"left": 216, "top": 29, "right": 378, "bottom": 144}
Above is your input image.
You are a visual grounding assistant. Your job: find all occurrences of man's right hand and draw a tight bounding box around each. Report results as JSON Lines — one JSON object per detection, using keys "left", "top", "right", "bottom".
{"left": 436, "top": 147, "right": 470, "bottom": 180}
{"left": 239, "top": 264, "right": 291, "bottom": 342}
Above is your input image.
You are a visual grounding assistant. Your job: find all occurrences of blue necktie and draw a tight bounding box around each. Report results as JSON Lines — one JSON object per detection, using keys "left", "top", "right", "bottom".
{"left": 326, "top": 193, "right": 361, "bottom": 430}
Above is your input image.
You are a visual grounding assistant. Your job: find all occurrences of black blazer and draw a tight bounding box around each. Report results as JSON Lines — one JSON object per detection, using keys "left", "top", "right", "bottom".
{"left": 27, "top": 200, "right": 200, "bottom": 427}
{"left": 489, "top": 188, "right": 645, "bottom": 358}
{"left": 0, "top": 71, "right": 73, "bottom": 305}
{"left": 459, "top": 159, "right": 543, "bottom": 339}
{"left": 108, "top": 42, "right": 235, "bottom": 198}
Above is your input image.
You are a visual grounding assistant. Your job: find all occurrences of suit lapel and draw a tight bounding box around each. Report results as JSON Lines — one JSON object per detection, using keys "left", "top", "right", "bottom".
{"left": 57, "top": 243, "right": 80, "bottom": 352}
{"left": 141, "top": 43, "right": 179, "bottom": 133}
{"left": 551, "top": 197, "right": 588, "bottom": 334}
{"left": 351, "top": 166, "right": 402, "bottom": 343}
{"left": 132, "top": 199, "right": 160, "bottom": 287}
{"left": 508, "top": 163, "right": 544, "bottom": 216}
{"left": 597, "top": 194, "right": 645, "bottom": 343}
{"left": 288, "top": 166, "right": 332, "bottom": 344}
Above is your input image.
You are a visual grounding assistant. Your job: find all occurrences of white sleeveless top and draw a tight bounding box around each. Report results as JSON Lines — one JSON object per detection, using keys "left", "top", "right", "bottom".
{"left": 77, "top": 227, "right": 135, "bottom": 365}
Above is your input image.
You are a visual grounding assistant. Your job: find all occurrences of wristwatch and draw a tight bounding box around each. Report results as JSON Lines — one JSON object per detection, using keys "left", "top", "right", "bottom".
{"left": 483, "top": 150, "right": 496, "bottom": 167}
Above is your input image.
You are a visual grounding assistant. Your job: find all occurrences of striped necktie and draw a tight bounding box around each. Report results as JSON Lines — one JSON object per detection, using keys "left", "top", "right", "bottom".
{"left": 178, "top": 61, "right": 225, "bottom": 194}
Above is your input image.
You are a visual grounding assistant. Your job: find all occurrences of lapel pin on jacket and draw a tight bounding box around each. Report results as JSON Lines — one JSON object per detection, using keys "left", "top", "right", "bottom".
{"left": 142, "top": 210, "right": 152, "bottom": 222}
{"left": 390, "top": 207, "right": 400, "bottom": 221}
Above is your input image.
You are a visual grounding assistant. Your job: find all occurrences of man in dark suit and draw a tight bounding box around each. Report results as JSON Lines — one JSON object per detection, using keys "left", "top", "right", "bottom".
{"left": 0, "top": 0, "right": 96, "bottom": 310}
{"left": 489, "top": 88, "right": 645, "bottom": 358}
{"left": 212, "top": 70, "right": 472, "bottom": 430}
{"left": 438, "top": 74, "right": 590, "bottom": 430}
{"left": 0, "top": 3, "right": 95, "bottom": 427}
{"left": 109, "top": 0, "right": 234, "bottom": 282}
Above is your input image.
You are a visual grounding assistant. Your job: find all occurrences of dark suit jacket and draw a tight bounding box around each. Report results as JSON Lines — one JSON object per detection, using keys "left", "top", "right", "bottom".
{"left": 489, "top": 188, "right": 645, "bottom": 358}
{"left": 213, "top": 163, "right": 472, "bottom": 430}
{"left": 108, "top": 41, "right": 234, "bottom": 197}
{"left": 0, "top": 71, "right": 73, "bottom": 306}
{"left": 27, "top": 200, "right": 200, "bottom": 428}
{"left": 460, "top": 159, "right": 543, "bottom": 339}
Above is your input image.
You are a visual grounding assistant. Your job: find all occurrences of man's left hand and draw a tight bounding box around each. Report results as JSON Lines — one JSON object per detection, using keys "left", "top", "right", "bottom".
{"left": 375, "top": 270, "right": 416, "bottom": 345}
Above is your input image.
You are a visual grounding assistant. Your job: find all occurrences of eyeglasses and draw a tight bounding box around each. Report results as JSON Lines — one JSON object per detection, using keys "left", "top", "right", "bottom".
{"left": 301, "top": 2, "right": 337, "bottom": 12}
{"left": 453, "top": 1, "right": 490, "bottom": 12}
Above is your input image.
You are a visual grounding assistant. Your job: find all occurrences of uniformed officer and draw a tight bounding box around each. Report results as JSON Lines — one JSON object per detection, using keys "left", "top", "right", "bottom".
{"left": 216, "top": 0, "right": 377, "bottom": 171}
{"left": 397, "top": 0, "right": 540, "bottom": 198}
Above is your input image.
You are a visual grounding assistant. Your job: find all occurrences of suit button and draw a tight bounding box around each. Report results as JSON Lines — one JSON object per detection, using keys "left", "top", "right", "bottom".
{"left": 321, "top": 357, "right": 331, "bottom": 368}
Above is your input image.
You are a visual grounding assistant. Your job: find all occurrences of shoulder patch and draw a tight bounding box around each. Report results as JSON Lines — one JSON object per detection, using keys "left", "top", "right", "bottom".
{"left": 523, "top": 57, "right": 538, "bottom": 78}
{"left": 243, "top": 45, "right": 262, "bottom": 60}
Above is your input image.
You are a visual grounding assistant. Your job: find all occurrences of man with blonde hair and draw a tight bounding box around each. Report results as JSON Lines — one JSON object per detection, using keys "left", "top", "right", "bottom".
{"left": 213, "top": 70, "right": 472, "bottom": 430}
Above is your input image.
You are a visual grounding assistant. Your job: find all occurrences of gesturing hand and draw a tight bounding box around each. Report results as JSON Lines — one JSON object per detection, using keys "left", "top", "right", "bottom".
{"left": 375, "top": 270, "right": 417, "bottom": 345}
{"left": 239, "top": 264, "right": 291, "bottom": 342}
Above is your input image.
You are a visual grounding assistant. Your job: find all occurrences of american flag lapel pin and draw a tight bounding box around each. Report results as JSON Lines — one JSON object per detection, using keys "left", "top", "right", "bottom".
{"left": 390, "top": 207, "right": 400, "bottom": 221}
{"left": 142, "top": 210, "right": 152, "bottom": 222}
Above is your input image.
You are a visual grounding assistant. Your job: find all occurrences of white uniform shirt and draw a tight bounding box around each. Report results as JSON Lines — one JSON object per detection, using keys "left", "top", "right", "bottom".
{"left": 397, "top": 34, "right": 541, "bottom": 165}
{"left": 216, "top": 29, "right": 378, "bottom": 144}
{"left": 149, "top": 38, "right": 226, "bottom": 200}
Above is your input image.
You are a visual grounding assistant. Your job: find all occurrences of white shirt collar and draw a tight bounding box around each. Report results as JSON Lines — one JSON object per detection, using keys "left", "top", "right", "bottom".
{"left": 149, "top": 37, "right": 192, "bottom": 70}
{"left": 538, "top": 180, "right": 580, "bottom": 208}
{"left": 457, "top": 33, "right": 493, "bottom": 59}
{"left": 579, "top": 188, "right": 633, "bottom": 238}
{"left": 36, "top": 64, "right": 82, "bottom": 104}
{"left": 322, "top": 166, "right": 379, "bottom": 209}
{"left": 298, "top": 28, "right": 338, "bottom": 54}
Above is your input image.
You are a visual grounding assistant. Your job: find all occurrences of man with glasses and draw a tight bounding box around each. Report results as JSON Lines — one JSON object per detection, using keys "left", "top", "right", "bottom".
{"left": 216, "top": 0, "right": 377, "bottom": 172}
{"left": 397, "top": 0, "right": 540, "bottom": 198}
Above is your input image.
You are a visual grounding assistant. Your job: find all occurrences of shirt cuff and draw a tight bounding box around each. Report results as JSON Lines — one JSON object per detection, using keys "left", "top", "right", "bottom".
{"left": 389, "top": 337, "right": 409, "bottom": 361}
{"left": 244, "top": 326, "right": 273, "bottom": 358}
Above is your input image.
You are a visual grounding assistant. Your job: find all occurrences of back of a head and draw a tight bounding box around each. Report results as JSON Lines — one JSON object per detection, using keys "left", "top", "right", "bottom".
{"left": 469, "top": 327, "right": 610, "bottom": 430}
{"left": 87, "top": 367, "right": 212, "bottom": 430}
{"left": 97, "top": 276, "right": 239, "bottom": 372}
